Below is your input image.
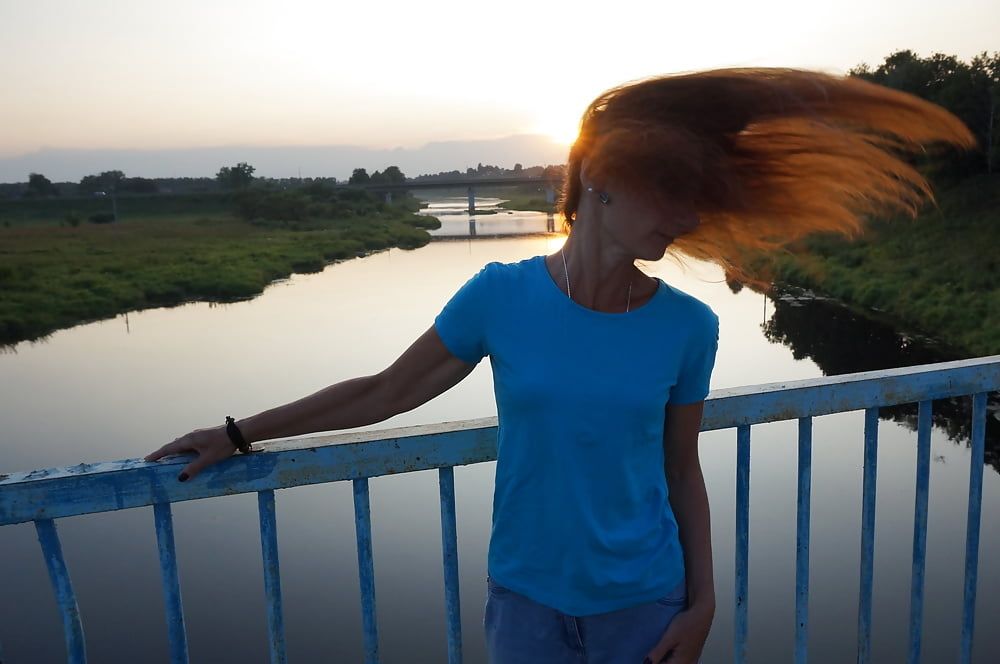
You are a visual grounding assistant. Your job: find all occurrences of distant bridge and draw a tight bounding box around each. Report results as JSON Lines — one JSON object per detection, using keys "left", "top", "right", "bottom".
{"left": 345, "top": 176, "right": 561, "bottom": 213}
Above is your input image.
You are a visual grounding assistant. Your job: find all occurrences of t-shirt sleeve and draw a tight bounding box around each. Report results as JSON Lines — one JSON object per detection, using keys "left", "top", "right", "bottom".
{"left": 433, "top": 263, "right": 495, "bottom": 365}
{"left": 669, "top": 309, "right": 720, "bottom": 405}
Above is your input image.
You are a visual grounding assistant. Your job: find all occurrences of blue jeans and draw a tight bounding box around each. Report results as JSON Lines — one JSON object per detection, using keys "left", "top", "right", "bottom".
{"left": 483, "top": 575, "right": 691, "bottom": 664}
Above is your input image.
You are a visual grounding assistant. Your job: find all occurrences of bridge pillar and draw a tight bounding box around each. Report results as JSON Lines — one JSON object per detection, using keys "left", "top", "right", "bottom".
{"left": 467, "top": 186, "right": 476, "bottom": 214}
{"left": 545, "top": 185, "right": 556, "bottom": 205}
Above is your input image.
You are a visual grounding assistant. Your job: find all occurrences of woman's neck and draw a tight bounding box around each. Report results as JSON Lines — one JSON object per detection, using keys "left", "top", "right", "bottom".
{"left": 551, "top": 231, "right": 654, "bottom": 313}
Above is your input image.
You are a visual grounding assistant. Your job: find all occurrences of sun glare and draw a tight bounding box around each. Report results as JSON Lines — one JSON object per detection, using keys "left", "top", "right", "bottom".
{"left": 533, "top": 111, "right": 581, "bottom": 146}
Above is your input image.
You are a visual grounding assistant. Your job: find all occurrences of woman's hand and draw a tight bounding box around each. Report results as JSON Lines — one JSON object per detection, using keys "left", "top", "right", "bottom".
{"left": 144, "top": 426, "right": 237, "bottom": 482}
{"left": 643, "top": 601, "right": 713, "bottom": 663}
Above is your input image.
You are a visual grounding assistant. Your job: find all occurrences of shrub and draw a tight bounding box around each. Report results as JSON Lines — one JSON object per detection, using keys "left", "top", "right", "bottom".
{"left": 234, "top": 190, "right": 308, "bottom": 221}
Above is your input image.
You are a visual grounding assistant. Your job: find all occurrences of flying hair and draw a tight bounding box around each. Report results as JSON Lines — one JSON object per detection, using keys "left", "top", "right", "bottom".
{"left": 560, "top": 67, "right": 977, "bottom": 288}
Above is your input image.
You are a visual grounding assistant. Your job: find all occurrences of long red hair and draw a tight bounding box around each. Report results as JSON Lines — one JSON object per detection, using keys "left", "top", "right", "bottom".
{"left": 560, "top": 67, "right": 976, "bottom": 288}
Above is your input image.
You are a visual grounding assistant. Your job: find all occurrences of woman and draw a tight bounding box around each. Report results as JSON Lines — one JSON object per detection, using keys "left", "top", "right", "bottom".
{"left": 145, "top": 68, "right": 973, "bottom": 663}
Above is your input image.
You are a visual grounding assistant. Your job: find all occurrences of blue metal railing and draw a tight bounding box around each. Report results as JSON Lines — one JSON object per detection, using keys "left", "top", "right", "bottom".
{"left": 1, "top": 355, "right": 997, "bottom": 664}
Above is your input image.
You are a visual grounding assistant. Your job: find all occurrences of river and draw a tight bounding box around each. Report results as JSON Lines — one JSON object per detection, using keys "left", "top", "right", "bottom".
{"left": 1, "top": 195, "right": 997, "bottom": 663}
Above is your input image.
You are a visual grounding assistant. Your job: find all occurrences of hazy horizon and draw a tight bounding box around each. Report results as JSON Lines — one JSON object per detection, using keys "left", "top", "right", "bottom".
{"left": 0, "top": 133, "right": 570, "bottom": 184}
{"left": 2, "top": 0, "right": 997, "bottom": 182}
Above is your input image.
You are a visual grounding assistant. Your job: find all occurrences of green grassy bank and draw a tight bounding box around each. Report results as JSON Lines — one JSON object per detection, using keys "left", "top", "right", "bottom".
{"left": 0, "top": 189, "right": 439, "bottom": 346}
{"left": 0, "top": 192, "right": 235, "bottom": 228}
{"left": 747, "top": 174, "right": 1000, "bottom": 357}
{"left": 409, "top": 184, "right": 557, "bottom": 214}
{"left": 496, "top": 193, "right": 556, "bottom": 214}
{"left": 472, "top": 184, "right": 557, "bottom": 214}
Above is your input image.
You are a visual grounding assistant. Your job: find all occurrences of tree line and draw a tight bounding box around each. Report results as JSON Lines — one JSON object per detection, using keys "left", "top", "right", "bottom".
{"left": 10, "top": 159, "right": 564, "bottom": 199}
{"left": 347, "top": 165, "right": 406, "bottom": 185}
{"left": 408, "top": 162, "right": 564, "bottom": 182}
{"left": 11, "top": 162, "right": 272, "bottom": 199}
{"left": 849, "top": 49, "right": 999, "bottom": 176}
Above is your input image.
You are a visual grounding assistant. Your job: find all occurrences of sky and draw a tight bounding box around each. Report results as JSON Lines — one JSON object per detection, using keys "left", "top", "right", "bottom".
{"left": 0, "top": 0, "right": 997, "bottom": 176}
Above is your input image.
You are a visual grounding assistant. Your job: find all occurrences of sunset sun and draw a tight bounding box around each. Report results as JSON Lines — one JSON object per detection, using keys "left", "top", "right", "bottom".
{"left": 533, "top": 110, "right": 581, "bottom": 146}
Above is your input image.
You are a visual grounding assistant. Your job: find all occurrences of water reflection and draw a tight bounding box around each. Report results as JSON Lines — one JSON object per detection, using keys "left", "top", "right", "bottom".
{"left": 1, "top": 205, "right": 998, "bottom": 664}
{"left": 419, "top": 196, "right": 559, "bottom": 237}
{"left": 755, "top": 282, "right": 1000, "bottom": 474}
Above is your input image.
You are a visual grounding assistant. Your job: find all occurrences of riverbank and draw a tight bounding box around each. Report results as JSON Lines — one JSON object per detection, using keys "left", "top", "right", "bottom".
{"left": 496, "top": 193, "right": 555, "bottom": 213}
{"left": 744, "top": 174, "right": 999, "bottom": 358}
{"left": 470, "top": 184, "right": 556, "bottom": 214}
{"left": 0, "top": 191, "right": 440, "bottom": 347}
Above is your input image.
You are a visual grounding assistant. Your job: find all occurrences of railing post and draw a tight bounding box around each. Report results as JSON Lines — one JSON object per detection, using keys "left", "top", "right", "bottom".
{"left": 959, "top": 392, "right": 987, "bottom": 664}
{"left": 153, "top": 502, "right": 190, "bottom": 664}
{"left": 857, "top": 407, "right": 880, "bottom": 664}
{"left": 907, "top": 400, "right": 933, "bottom": 663}
{"left": 439, "top": 466, "right": 463, "bottom": 664}
{"left": 734, "top": 424, "right": 751, "bottom": 664}
{"left": 34, "top": 518, "right": 87, "bottom": 664}
{"left": 795, "top": 417, "right": 813, "bottom": 664}
{"left": 544, "top": 185, "right": 556, "bottom": 205}
{"left": 258, "top": 490, "right": 287, "bottom": 664}
{"left": 354, "top": 478, "right": 380, "bottom": 663}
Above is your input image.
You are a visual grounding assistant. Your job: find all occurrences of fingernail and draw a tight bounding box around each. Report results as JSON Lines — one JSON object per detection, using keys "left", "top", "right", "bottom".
{"left": 178, "top": 473, "right": 189, "bottom": 482}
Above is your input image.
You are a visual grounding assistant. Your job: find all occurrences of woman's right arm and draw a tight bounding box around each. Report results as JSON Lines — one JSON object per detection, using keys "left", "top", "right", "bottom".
{"left": 144, "top": 324, "right": 478, "bottom": 480}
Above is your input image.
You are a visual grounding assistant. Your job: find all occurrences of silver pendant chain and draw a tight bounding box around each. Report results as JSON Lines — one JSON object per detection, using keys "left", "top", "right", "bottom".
{"left": 561, "top": 250, "right": 633, "bottom": 313}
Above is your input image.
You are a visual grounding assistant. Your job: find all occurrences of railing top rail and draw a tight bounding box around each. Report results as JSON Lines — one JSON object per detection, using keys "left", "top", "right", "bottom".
{"left": 2, "top": 355, "right": 997, "bottom": 526}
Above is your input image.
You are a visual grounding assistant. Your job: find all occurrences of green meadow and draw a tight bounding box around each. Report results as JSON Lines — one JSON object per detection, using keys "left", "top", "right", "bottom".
{"left": 3, "top": 175, "right": 997, "bottom": 358}
{"left": 0, "top": 188, "right": 439, "bottom": 346}
{"left": 463, "top": 184, "right": 557, "bottom": 214}
{"left": 495, "top": 185, "right": 557, "bottom": 214}
{"left": 747, "top": 174, "right": 1000, "bottom": 357}
{"left": 495, "top": 192, "right": 556, "bottom": 214}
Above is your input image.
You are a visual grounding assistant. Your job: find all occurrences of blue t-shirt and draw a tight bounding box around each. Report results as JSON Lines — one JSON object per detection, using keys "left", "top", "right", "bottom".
{"left": 433, "top": 254, "right": 720, "bottom": 616}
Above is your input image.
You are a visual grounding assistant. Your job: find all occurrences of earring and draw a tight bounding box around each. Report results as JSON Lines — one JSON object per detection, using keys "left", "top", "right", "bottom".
{"left": 586, "top": 186, "right": 611, "bottom": 205}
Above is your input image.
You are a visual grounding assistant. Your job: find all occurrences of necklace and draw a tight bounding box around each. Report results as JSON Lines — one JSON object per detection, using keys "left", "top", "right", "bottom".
{"left": 561, "top": 250, "right": 633, "bottom": 313}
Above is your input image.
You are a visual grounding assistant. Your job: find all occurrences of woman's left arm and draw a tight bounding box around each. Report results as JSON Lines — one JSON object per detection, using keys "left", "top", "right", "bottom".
{"left": 643, "top": 400, "right": 715, "bottom": 664}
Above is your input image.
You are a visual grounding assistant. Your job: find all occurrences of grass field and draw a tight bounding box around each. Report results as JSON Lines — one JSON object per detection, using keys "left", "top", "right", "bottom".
{"left": 5, "top": 177, "right": 996, "bottom": 356}
{"left": 0, "top": 190, "right": 439, "bottom": 346}
{"left": 495, "top": 193, "right": 556, "bottom": 214}
{"left": 748, "top": 174, "right": 1000, "bottom": 357}
{"left": 0, "top": 192, "right": 233, "bottom": 228}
